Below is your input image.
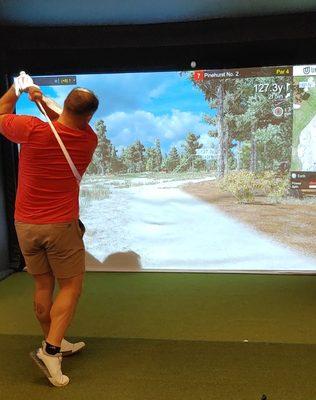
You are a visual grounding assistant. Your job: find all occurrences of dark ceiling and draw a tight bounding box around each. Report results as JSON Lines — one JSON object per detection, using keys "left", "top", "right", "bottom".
{"left": 1, "top": 0, "right": 316, "bottom": 26}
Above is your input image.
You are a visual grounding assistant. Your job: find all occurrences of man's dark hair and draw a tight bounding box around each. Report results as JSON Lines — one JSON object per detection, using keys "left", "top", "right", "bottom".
{"left": 64, "top": 87, "right": 99, "bottom": 116}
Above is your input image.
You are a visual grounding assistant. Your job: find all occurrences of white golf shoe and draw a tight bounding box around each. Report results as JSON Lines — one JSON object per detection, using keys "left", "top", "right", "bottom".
{"left": 61, "top": 338, "right": 86, "bottom": 356}
{"left": 30, "top": 342, "right": 69, "bottom": 387}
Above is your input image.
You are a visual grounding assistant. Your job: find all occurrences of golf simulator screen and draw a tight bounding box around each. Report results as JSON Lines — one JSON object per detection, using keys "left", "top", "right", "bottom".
{"left": 16, "top": 65, "right": 316, "bottom": 273}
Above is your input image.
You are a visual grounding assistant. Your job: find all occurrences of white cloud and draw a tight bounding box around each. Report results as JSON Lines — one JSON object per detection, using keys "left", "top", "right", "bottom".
{"left": 148, "top": 83, "right": 168, "bottom": 99}
{"left": 103, "top": 109, "right": 209, "bottom": 151}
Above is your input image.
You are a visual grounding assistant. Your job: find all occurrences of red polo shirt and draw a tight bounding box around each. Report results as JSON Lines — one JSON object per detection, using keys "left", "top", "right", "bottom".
{"left": 0, "top": 114, "right": 98, "bottom": 223}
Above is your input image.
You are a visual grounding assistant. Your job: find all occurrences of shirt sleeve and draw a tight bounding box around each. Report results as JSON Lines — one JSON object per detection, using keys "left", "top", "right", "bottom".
{"left": 0, "top": 114, "right": 38, "bottom": 144}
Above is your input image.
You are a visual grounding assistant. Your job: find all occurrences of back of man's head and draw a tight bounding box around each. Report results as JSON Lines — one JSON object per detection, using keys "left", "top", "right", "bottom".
{"left": 64, "top": 87, "right": 99, "bottom": 117}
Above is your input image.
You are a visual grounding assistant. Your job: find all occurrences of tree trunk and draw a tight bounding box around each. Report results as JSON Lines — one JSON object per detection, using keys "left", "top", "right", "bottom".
{"left": 223, "top": 124, "right": 229, "bottom": 174}
{"left": 236, "top": 141, "right": 242, "bottom": 170}
{"left": 250, "top": 135, "right": 257, "bottom": 172}
{"left": 263, "top": 143, "right": 267, "bottom": 170}
{"left": 216, "top": 85, "right": 225, "bottom": 178}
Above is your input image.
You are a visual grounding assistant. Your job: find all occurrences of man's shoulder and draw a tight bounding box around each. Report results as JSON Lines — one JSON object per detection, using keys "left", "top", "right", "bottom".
{"left": 0, "top": 114, "right": 46, "bottom": 132}
{"left": 0, "top": 114, "right": 47, "bottom": 144}
{"left": 26, "top": 115, "right": 46, "bottom": 126}
{"left": 4, "top": 114, "right": 46, "bottom": 128}
{"left": 87, "top": 125, "right": 98, "bottom": 143}
{"left": 7, "top": 114, "right": 42, "bottom": 121}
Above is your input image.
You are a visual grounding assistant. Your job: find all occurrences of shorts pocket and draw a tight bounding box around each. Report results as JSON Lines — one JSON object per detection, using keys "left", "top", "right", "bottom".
{"left": 77, "top": 219, "right": 86, "bottom": 238}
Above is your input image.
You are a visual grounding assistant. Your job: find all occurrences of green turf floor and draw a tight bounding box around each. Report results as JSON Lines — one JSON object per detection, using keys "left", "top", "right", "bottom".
{"left": 2, "top": 271, "right": 316, "bottom": 343}
{"left": 1, "top": 334, "right": 316, "bottom": 400}
{"left": 1, "top": 272, "right": 316, "bottom": 399}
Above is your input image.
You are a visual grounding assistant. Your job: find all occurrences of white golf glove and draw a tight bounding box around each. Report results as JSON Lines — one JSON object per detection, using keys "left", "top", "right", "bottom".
{"left": 13, "top": 71, "right": 40, "bottom": 96}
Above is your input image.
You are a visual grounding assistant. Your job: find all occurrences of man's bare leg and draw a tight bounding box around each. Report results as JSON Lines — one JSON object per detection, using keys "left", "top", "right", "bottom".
{"left": 33, "top": 272, "right": 55, "bottom": 338}
{"left": 46, "top": 273, "right": 84, "bottom": 347}
{"left": 30, "top": 272, "right": 84, "bottom": 388}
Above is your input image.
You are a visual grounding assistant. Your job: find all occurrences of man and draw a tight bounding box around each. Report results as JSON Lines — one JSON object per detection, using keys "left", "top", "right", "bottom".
{"left": 0, "top": 73, "right": 99, "bottom": 387}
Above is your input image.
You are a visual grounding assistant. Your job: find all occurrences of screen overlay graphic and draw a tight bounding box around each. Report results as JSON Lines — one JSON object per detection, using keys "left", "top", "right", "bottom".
{"left": 16, "top": 66, "right": 316, "bottom": 272}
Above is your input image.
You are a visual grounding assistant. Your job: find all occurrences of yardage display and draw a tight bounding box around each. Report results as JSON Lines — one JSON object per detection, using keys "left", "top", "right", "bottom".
{"left": 33, "top": 76, "right": 77, "bottom": 86}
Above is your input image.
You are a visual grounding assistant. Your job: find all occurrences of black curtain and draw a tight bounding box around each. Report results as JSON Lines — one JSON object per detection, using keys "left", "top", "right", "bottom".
{"left": 0, "top": 136, "right": 10, "bottom": 280}
{"left": 0, "top": 54, "right": 24, "bottom": 280}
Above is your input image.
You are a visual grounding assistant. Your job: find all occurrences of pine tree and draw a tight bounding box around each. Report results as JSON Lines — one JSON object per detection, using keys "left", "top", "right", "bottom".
{"left": 88, "top": 120, "right": 112, "bottom": 174}
{"left": 165, "top": 146, "right": 180, "bottom": 172}
{"left": 133, "top": 140, "right": 146, "bottom": 172}
{"left": 191, "top": 73, "right": 292, "bottom": 176}
{"left": 191, "top": 75, "right": 239, "bottom": 177}
{"left": 145, "top": 148, "right": 157, "bottom": 171}
{"left": 122, "top": 140, "right": 146, "bottom": 172}
{"left": 154, "top": 138, "right": 163, "bottom": 171}
{"left": 231, "top": 76, "right": 292, "bottom": 172}
{"left": 182, "top": 132, "right": 203, "bottom": 171}
{"left": 109, "top": 145, "right": 124, "bottom": 173}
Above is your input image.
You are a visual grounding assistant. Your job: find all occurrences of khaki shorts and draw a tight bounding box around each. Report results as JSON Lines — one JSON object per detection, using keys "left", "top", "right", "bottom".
{"left": 14, "top": 219, "right": 86, "bottom": 279}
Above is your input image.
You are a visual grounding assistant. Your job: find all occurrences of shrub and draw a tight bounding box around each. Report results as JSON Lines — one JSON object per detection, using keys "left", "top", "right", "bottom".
{"left": 219, "top": 171, "right": 259, "bottom": 203}
{"left": 257, "top": 171, "right": 289, "bottom": 202}
{"left": 219, "top": 170, "right": 290, "bottom": 203}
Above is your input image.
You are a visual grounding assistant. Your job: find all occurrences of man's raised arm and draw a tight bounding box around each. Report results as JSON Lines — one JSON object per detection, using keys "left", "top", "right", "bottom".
{"left": 0, "top": 71, "right": 63, "bottom": 125}
{"left": 35, "top": 95, "right": 62, "bottom": 121}
{"left": 0, "top": 72, "right": 63, "bottom": 142}
{"left": 0, "top": 85, "right": 19, "bottom": 116}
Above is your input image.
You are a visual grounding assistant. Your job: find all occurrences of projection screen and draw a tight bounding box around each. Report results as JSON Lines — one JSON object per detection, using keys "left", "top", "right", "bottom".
{"left": 16, "top": 65, "right": 316, "bottom": 273}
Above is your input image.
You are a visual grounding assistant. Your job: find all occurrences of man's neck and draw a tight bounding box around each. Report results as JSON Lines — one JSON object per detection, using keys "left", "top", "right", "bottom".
{"left": 57, "top": 113, "right": 87, "bottom": 130}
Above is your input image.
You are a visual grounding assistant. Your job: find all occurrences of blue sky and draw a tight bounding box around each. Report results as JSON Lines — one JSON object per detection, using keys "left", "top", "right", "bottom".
{"left": 17, "top": 71, "right": 216, "bottom": 155}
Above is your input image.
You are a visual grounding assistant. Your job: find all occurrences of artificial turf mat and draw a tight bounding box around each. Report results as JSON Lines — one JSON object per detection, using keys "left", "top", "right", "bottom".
{"left": 2, "top": 272, "right": 316, "bottom": 399}
{"left": 2, "top": 272, "right": 316, "bottom": 343}
{"left": 1, "top": 334, "right": 316, "bottom": 399}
